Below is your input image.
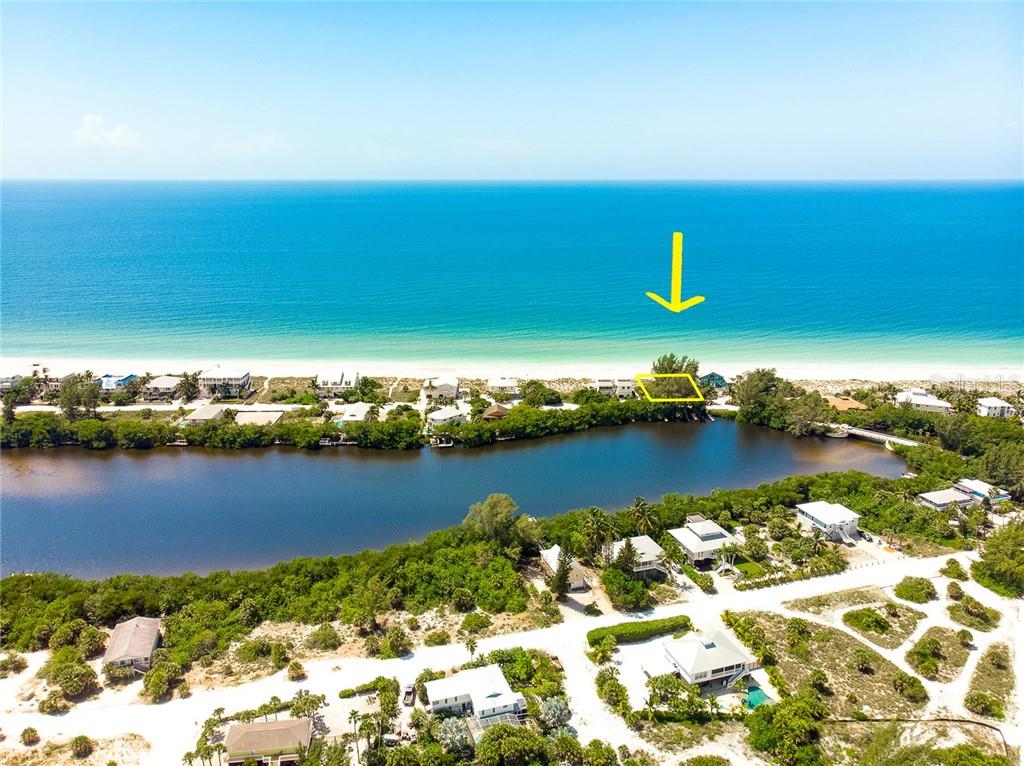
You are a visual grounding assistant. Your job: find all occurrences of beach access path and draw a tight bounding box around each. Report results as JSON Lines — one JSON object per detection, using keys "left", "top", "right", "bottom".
{"left": 2, "top": 549, "right": 1019, "bottom": 765}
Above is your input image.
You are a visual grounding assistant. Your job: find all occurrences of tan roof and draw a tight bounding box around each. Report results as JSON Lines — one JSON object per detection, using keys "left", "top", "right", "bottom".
{"left": 482, "top": 404, "right": 509, "bottom": 419}
{"left": 826, "top": 396, "right": 867, "bottom": 411}
{"left": 225, "top": 718, "right": 312, "bottom": 755}
{"left": 103, "top": 617, "right": 161, "bottom": 664}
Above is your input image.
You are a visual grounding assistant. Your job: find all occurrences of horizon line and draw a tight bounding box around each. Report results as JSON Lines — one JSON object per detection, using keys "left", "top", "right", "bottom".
{"left": 3, "top": 177, "right": 1022, "bottom": 184}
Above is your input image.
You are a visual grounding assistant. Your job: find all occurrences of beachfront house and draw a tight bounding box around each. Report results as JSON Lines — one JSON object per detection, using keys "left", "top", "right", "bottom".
{"left": 224, "top": 718, "right": 312, "bottom": 766}
{"left": 826, "top": 396, "right": 868, "bottom": 412}
{"left": 894, "top": 388, "right": 952, "bottom": 414}
{"left": 0, "top": 374, "right": 24, "bottom": 392}
{"left": 199, "top": 365, "right": 252, "bottom": 399}
{"left": 699, "top": 372, "right": 728, "bottom": 390}
{"left": 587, "top": 378, "right": 637, "bottom": 400}
{"left": 539, "top": 544, "right": 589, "bottom": 591}
{"left": 481, "top": 403, "right": 509, "bottom": 421}
{"left": 143, "top": 375, "right": 181, "bottom": 401}
{"left": 487, "top": 377, "right": 520, "bottom": 397}
{"left": 97, "top": 373, "right": 138, "bottom": 391}
{"left": 316, "top": 370, "right": 360, "bottom": 397}
{"left": 424, "top": 665, "right": 526, "bottom": 723}
{"left": 606, "top": 535, "right": 666, "bottom": 577}
{"left": 976, "top": 397, "right": 1016, "bottom": 419}
{"left": 663, "top": 629, "right": 758, "bottom": 691}
{"left": 102, "top": 616, "right": 161, "bottom": 674}
{"left": 917, "top": 488, "right": 978, "bottom": 512}
{"left": 427, "top": 404, "right": 468, "bottom": 428}
{"left": 668, "top": 516, "right": 737, "bottom": 567}
{"left": 794, "top": 501, "right": 860, "bottom": 542}
{"left": 424, "top": 376, "right": 459, "bottom": 401}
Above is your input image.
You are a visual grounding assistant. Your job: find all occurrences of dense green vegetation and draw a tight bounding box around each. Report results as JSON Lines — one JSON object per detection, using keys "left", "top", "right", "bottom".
{"left": 893, "top": 577, "right": 938, "bottom": 604}
{"left": 971, "top": 521, "right": 1024, "bottom": 597}
{"left": 585, "top": 615, "right": 691, "bottom": 647}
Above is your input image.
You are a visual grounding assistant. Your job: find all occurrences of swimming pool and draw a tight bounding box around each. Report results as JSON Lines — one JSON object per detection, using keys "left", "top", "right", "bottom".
{"left": 744, "top": 686, "right": 771, "bottom": 709}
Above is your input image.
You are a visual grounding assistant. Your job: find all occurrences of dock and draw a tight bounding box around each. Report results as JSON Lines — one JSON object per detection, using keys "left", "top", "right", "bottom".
{"left": 831, "top": 424, "right": 921, "bottom": 448}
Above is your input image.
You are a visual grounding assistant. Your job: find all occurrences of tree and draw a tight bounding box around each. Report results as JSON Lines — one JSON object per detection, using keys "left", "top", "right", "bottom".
{"left": 538, "top": 695, "right": 571, "bottom": 731}
{"left": 549, "top": 550, "right": 572, "bottom": 601}
{"left": 175, "top": 372, "right": 201, "bottom": 402}
{"left": 613, "top": 537, "right": 639, "bottom": 572}
{"left": 579, "top": 506, "right": 617, "bottom": 562}
{"left": 465, "top": 637, "right": 478, "bottom": 658}
{"left": 464, "top": 493, "right": 520, "bottom": 546}
{"left": 627, "top": 497, "right": 659, "bottom": 536}
{"left": 59, "top": 374, "right": 100, "bottom": 420}
{"left": 520, "top": 380, "right": 562, "bottom": 407}
{"left": 651, "top": 353, "right": 699, "bottom": 375}
{"left": 474, "top": 723, "right": 549, "bottom": 766}
{"left": 437, "top": 716, "right": 470, "bottom": 754}
{"left": 972, "top": 521, "right": 1024, "bottom": 597}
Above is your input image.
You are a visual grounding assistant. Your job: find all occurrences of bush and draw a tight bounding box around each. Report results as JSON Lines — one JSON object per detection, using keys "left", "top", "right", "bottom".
{"left": 304, "top": 623, "right": 342, "bottom": 651}
{"left": 424, "top": 630, "right": 450, "bottom": 646}
{"left": 965, "top": 691, "right": 1004, "bottom": 719}
{"left": 270, "top": 642, "right": 289, "bottom": 669}
{"left": 948, "top": 595, "right": 1001, "bottom": 632}
{"left": 70, "top": 735, "right": 94, "bottom": 758}
{"left": 235, "top": 639, "right": 272, "bottom": 663}
{"left": 681, "top": 563, "right": 716, "bottom": 594}
{"left": 842, "top": 608, "right": 891, "bottom": 635}
{"left": 0, "top": 652, "right": 28, "bottom": 678}
{"left": 892, "top": 670, "right": 929, "bottom": 703}
{"left": 103, "top": 663, "right": 136, "bottom": 685}
{"left": 940, "top": 558, "right": 968, "bottom": 580}
{"left": 586, "top": 615, "right": 691, "bottom": 647}
{"left": 38, "top": 689, "right": 71, "bottom": 714}
{"left": 600, "top": 567, "right": 651, "bottom": 610}
{"left": 947, "top": 581, "right": 964, "bottom": 601}
{"left": 287, "top": 661, "right": 306, "bottom": 681}
{"left": 460, "top": 612, "right": 492, "bottom": 634}
{"left": 20, "top": 727, "right": 40, "bottom": 746}
{"left": 682, "top": 758, "right": 730, "bottom": 766}
{"left": 894, "top": 577, "right": 938, "bottom": 603}
{"left": 971, "top": 522, "right": 1024, "bottom": 598}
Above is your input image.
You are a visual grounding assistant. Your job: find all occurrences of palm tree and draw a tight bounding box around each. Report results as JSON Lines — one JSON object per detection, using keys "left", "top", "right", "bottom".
{"left": 720, "top": 543, "right": 739, "bottom": 567}
{"left": 349, "top": 710, "right": 361, "bottom": 760}
{"left": 628, "top": 497, "right": 659, "bottom": 537}
{"left": 809, "top": 527, "right": 825, "bottom": 556}
{"left": 580, "top": 506, "right": 617, "bottom": 562}
{"left": 466, "top": 637, "right": 478, "bottom": 658}
{"left": 182, "top": 753, "right": 195, "bottom": 766}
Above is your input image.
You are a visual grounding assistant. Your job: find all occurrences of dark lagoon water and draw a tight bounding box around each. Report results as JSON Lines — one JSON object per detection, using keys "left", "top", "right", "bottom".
{"left": 0, "top": 421, "right": 905, "bottom": 578}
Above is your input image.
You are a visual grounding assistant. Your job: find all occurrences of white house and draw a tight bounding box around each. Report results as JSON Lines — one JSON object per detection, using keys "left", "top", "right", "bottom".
{"left": 143, "top": 375, "right": 181, "bottom": 401}
{"left": 954, "top": 478, "right": 1011, "bottom": 504}
{"left": 427, "top": 404, "right": 468, "bottom": 428}
{"left": 976, "top": 397, "right": 1015, "bottom": 419}
{"left": 607, "top": 535, "right": 666, "bottom": 576}
{"left": 668, "top": 517, "right": 737, "bottom": 565}
{"left": 894, "top": 388, "right": 952, "bottom": 414}
{"left": 424, "top": 665, "right": 526, "bottom": 721}
{"left": 539, "top": 544, "right": 589, "bottom": 591}
{"left": 199, "top": 366, "right": 252, "bottom": 398}
{"left": 97, "top": 373, "right": 138, "bottom": 392}
{"left": 102, "top": 616, "right": 161, "bottom": 673}
{"left": 0, "top": 374, "right": 24, "bottom": 392}
{"left": 917, "top": 488, "right": 978, "bottom": 512}
{"left": 316, "top": 370, "right": 360, "bottom": 396}
{"left": 424, "top": 376, "right": 459, "bottom": 400}
{"left": 663, "top": 630, "right": 758, "bottom": 691}
{"left": 182, "top": 403, "right": 226, "bottom": 425}
{"left": 335, "top": 402, "right": 375, "bottom": 423}
{"left": 587, "top": 378, "right": 637, "bottom": 400}
{"left": 795, "top": 501, "right": 860, "bottom": 542}
{"left": 487, "top": 377, "right": 520, "bottom": 397}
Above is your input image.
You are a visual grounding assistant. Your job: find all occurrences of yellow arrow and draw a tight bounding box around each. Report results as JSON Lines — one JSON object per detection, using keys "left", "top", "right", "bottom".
{"left": 646, "top": 232, "right": 705, "bottom": 313}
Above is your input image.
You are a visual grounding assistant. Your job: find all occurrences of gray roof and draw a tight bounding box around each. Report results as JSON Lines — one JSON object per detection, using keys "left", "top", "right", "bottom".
{"left": 668, "top": 520, "right": 735, "bottom": 555}
{"left": 609, "top": 535, "right": 664, "bottom": 562}
{"left": 225, "top": 718, "right": 312, "bottom": 755}
{"left": 103, "top": 617, "right": 161, "bottom": 664}
{"left": 664, "top": 629, "right": 754, "bottom": 677}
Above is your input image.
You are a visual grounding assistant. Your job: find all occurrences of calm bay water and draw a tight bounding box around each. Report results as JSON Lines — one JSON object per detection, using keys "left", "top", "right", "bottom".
{"left": 2, "top": 181, "right": 1022, "bottom": 368}
{"left": 0, "top": 421, "right": 905, "bottom": 578}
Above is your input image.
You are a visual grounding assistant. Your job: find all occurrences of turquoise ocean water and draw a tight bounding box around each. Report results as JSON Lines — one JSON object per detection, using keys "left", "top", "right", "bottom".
{"left": 1, "top": 181, "right": 1021, "bottom": 370}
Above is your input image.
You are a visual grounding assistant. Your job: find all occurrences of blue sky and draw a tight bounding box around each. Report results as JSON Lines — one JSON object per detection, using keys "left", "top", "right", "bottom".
{"left": 3, "top": 2, "right": 1021, "bottom": 180}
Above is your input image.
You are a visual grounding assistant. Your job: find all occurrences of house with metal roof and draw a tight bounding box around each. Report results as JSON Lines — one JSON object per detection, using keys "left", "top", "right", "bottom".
{"left": 607, "top": 535, "right": 666, "bottom": 576}
{"left": 663, "top": 629, "right": 758, "bottom": 691}
{"left": 143, "top": 375, "right": 182, "bottom": 401}
{"left": 539, "top": 544, "right": 589, "bottom": 591}
{"left": 976, "top": 397, "right": 1016, "bottom": 419}
{"left": 668, "top": 517, "right": 737, "bottom": 565}
{"left": 795, "top": 501, "right": 860, "bottom": 542}
{"left": 225, "top": 718, "right": 312, "bottom": 766}
{"left": 102, "top": 616, "right": 161, "bottom": 673}
{"left": 894, "top": 388, "right": 952, "bottom": 414}
{"left": 424, "top": 665, "right": 526, "bottom": 723}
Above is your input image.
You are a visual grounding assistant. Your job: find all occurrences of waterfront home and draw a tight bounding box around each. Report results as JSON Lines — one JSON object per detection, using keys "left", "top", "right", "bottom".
{"left": 97, "top": 373, "right": 138, "bottom": 391}
{"left": 976, "top": 397, "right": 1015, "bottom": 418}
{"left": 0, "top": 374, "right": 24, "bottom": 392}
{"left": 794, "top": 501, "right": 860, "bottom": 542}
{"left": 663, "top": 629, "right": 758, "bottom": 691}
{"left": 587, "top": 378, "right": 637, "bottom": 400}
{"left": 699, "top": 372, "right": 728, "bottom": 390}
{"left": 423, "top": 376, "right": 459, "bottom": 400}
{"left": 486, "top": 377, "right": 520, "bottom": 396}
{"left": 955, "top": 478, "right": 1011, "bottom": 504}
{"left": 481, "top": 403, "right": 509, "bottom": 421}
{"left": 335, "top": 402, "right": 374, "bottom": 423}
{"left": 424, "top": 665, "right": 526, "bottom": 722}
{"left": 199, "top": 365, "right": 252, "bottom": 398}
{"left": 917, "top": 488, "right": 979, "bottom": 512}
{"left": 182, "top": 403, "right": 226, "bottom": 425}
{"left": 102, "top": 616, "right": 161, "bottom": 673}
{"left": 234, "top": 410, "right": 284, "bottom": 426}
{"left": 539, "top": 544, "right": 589, "bottom": 591}
{"left": 224, "top": 717, "right": 312, "bottom": 766}
{"left": 894, "top": 388, "right": 952, "bottom": 414}
{"left": 143, "top": 374, "right": 181, "bottom": 401}
{"left": 826, "top": 395, "right": 868, "bottom": 412}
{"left": 668, "top": 516, "right": 737, "bottom": 566}
{"left": 316, "top": 369, "right": 360, "bottom": 396}
{"left": 607, "top": 535, "right": 666, "bottom": 576}
{"left": 427, "top": 404, "right": 468, "bottom": 427}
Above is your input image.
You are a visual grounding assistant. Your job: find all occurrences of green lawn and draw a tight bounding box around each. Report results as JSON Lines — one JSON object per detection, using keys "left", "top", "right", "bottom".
{"left": 733, "top": 556, "right": 766, "bottom": 579}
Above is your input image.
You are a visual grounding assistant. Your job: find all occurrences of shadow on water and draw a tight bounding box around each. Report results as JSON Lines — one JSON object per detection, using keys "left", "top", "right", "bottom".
{"left": 0, "top": 420, "right": 905, "bottom": 578}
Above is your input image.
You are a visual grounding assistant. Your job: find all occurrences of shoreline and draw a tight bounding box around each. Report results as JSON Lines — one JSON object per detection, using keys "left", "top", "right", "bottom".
{"left": 3, "top": 355, "right": 1022, "bottom": 386}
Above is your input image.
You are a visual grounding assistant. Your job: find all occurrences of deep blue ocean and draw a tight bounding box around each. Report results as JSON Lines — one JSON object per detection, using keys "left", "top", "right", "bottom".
{"left": 2, "top": 181, "right": 1021, "bottom": 370}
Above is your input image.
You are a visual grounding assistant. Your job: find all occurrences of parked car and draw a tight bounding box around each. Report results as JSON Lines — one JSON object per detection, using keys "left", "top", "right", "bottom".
{"left": 402, "top": 684, "right": 415, "bottom": 706}
{"left": 861, "top": 532, "right": 873, "bottom": 542}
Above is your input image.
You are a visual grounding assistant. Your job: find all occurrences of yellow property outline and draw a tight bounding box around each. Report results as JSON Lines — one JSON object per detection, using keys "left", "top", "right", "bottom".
{"left": 634, "top": 372, "right": 705, "bottom": 403}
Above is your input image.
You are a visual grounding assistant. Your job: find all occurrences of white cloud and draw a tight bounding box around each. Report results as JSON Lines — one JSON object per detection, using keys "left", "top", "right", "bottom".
{"left": 72, "top": 114, "right": 146, "bottom": 148}
{"left": 218, "top": 131, "right": 290, "bottom": 157}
